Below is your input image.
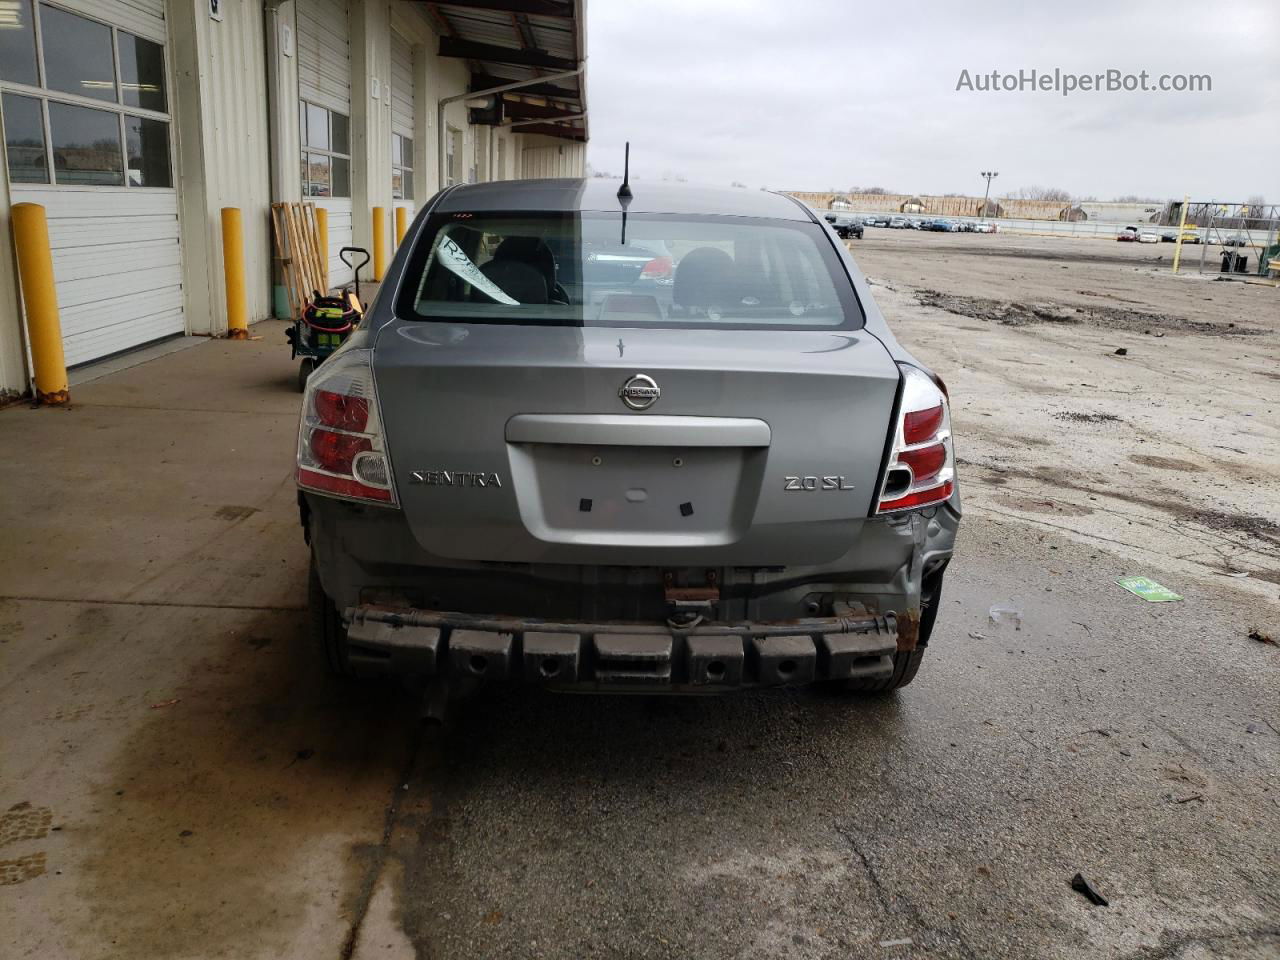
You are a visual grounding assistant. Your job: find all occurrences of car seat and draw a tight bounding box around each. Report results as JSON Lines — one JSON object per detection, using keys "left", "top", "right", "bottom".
{"left": 474, "top": 236, "right": 570, "bottom": 305}
{"left": 672, "top": 247, "right": 739, "bottom": 315}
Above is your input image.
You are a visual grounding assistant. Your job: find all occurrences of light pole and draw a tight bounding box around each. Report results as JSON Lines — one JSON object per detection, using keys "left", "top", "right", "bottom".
{"left": 980, "top": 170, "right": 999, "bottom": 218}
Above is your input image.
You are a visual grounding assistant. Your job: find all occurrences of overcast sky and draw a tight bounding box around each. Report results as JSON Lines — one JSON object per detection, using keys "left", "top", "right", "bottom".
{"left": 585, "top": 0, "right": 1279, "bottom": 202}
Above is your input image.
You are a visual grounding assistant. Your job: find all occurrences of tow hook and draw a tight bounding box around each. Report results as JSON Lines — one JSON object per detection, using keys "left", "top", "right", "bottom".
{"left": 664, "top": 569, "right": 720, "bottom": 628}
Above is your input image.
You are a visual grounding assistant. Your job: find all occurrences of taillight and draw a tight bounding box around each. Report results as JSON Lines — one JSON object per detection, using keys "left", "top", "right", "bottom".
{"left": 876, "top": 364, "right": 956, "bottom": 514}
{"left": 640, "top": 256, "right": 672, "bottom": 279}
{"left": 296, "top": 348, "right": 397, "bottom": 506}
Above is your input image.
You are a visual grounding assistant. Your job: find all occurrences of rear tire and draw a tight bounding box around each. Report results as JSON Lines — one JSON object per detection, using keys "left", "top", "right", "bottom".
{"left": 833, "top": 565, "right": 946, "bottom": 695}
{"left": 298, "top": 358, "right": 317, "bottom": 393}
{"left": 841, "top": 647, "right": 926, "bottom": 695}
{"left": 308, "top": 558, "right": 353, "bottom": 677}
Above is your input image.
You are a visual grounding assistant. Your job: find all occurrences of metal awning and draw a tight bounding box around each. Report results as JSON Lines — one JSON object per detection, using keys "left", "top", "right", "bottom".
{"left": 406, "top": 1, "right": 588, "bottom": 142}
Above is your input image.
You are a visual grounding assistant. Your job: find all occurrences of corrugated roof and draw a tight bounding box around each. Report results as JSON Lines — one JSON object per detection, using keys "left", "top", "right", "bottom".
{"left": 420, "top": 1, "right": 587, "bottom": 141}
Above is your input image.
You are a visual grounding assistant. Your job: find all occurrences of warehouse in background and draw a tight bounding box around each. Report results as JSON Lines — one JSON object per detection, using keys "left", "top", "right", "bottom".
{"left": 0, "top": 0, "right": 588, "bottom": 398}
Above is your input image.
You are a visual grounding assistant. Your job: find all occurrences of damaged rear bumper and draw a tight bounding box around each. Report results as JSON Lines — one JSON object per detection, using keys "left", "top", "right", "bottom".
{"left": 343, "top": 602, "right": 902, "bottom": 691}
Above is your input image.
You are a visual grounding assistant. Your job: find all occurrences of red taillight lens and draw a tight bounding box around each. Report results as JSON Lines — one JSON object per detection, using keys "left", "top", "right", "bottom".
{"left": 310, "top": 428, "right": 372, "bottom": 473}
{"left": 879, "top": 480, "right": 954, "bottom": 513}
{"left": 296, "top": 348, "right": 397, "bottom": 506}
{"left": 898, "top": 442, "right": 946, "bottom": 484}
{"left": 876, "top": 366, "right": 956, "bottom": 514}
{"left": 296, "top": 468, "right": 393, "bottom": 502}
{"left": 903, "top": 403, "right": 944, "bottom": 445}
{"left": 640, "top": 256, "right": 672, "bottom": 279}
{"left": 314, "top": 389, "right": 369, "bottom": 431}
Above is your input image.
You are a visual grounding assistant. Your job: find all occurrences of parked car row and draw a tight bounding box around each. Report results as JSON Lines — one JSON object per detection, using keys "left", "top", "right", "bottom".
{"left": 1116, "top": 225, "right": 1159, "bottom": 243}
{"left": 856, "top": 216, "right": 997, "bottom": 233}
{"left": 821, "top": 213, "right": 864, "bottom": 240}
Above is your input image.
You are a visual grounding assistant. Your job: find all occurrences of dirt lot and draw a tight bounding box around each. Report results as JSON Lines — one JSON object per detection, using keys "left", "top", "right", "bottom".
{"left": 852, "top": 230, "right": 1280, "bottom": 596}
{"left": 1, "top": 230, "right": 1277, "bottom": 960}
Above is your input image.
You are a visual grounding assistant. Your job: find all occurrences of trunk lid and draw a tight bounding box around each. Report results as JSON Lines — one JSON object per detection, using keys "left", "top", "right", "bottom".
{"left": 374, "top": 322, "right": 900, "bottom": 565}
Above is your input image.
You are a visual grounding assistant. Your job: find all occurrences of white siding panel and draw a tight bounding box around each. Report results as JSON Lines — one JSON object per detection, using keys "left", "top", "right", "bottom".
{"left": 53, "top": 0, "right": 166, "bottom": 42}
{"left": 519, "top": 142, "right": 586, "bottom": 181}
{"left": 205, "top": 0, "right": 273, "bottom": 324}
{"left": 316, "top": 198, "right": 354, "bottom": 287}
{"left": 297, "top": 0, "right": 351, "bottom": 113}
{"left": 12, "top": 186, "right": 184, "bottom": 366}
{"left": 390, "top": 32, "right": 414, "bottom": 138}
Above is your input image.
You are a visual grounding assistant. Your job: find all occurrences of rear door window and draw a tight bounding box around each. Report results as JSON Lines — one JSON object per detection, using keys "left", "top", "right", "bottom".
{"left": 395, "top": 212, "right": 863, "bottom": 331}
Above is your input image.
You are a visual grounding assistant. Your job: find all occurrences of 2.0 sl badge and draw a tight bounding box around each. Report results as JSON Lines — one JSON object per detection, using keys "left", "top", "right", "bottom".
{"left": 784, "top": 475, "right": 856, "bottom": 491}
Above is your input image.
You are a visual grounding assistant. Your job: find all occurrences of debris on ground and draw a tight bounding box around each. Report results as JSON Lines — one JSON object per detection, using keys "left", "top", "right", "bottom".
{"left": 1052, "top": 411, "right": 1122, "bottom": 425}
{"left": 1070, "top": 873, "right": 1109, "bottom": 906}
{"left": 1115, "top": 576, "right": 1183, "bottom": 602}
{"left": 913, "top": 289, "right": 1266, "bottom": 336}
{"left": 1181, "top": 508, "right": 1280, "bottom": 543}
{"left": 879, "top": 939, "right": 914, "bottom": 948}
{"left": 1248, "top": 629, "right": 1275, "bottom": 646}
{"left": 988, "top": 604, "right": 1023, "bottom": 630}
{"left": 149, "top": 698, "right": 180, "bottom": 709}
{"left": 1114, "top": 347, "right": 1128, "bottom": 356}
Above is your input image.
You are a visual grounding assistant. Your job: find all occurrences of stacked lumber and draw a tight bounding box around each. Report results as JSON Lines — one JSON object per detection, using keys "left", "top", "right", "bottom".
{"left": 270, "top": 202, "right": 327, "bottom": 319}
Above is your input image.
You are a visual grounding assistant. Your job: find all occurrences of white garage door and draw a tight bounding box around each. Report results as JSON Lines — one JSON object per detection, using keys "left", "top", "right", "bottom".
{"left": 1, "top": 0, "right": 184, "bottom": 367}
{"left": 296, "top": 0, "right": 354, "bottom": 286}
{"left": 390, "top": 31, "right": 415, "bottom": 251}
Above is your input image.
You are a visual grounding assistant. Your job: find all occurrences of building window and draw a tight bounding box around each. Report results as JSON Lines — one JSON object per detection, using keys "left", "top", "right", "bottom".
{"left": 392, "top": 132, "right": 413, "bottom": 200}
{"left": 1, "top": 93, "right": 47, "bottom": 183}
{"left": 301, "top": 101, "right": 350, "bottom": 198}
{"left": 125, "top": 115, "right": 171, "bottom": 187}
{"left": 0, "top": 2, "right": 172, "bottom": 189}
{"left": 445, "top": 127, "right": 460, "bottom": 187}
{"left": 118, "top": 32, "right": 167, "bottom": 112}
{"left": 0, "top": 0, "right": 40, "bottom": 87}
{"left": 40, "top": 3, "right": 116, "bottom": 102}
{"left": 49, "top": 101, "right": 123, "bottom": 185}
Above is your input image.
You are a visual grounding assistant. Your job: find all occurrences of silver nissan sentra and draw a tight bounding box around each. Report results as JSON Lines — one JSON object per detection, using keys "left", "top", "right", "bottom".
{"left": 296, "top": 178, "right": 959, "bottom": 706}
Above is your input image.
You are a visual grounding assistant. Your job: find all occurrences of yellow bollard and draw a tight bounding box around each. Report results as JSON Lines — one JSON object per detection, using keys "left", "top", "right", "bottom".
{"left": 372, "top": 206, "right": 388, "bottom": 282}
{"left": 220, "top": 208, "right": 249, "bottom": 339}
{"left": 395, "top": 206, "right": 407, "bottom": 248}
{"left": 314, "top": 207, "right": 329, "bottom": 290}
{"left": 11, "top": 203, "right": 69, "bottom": 405}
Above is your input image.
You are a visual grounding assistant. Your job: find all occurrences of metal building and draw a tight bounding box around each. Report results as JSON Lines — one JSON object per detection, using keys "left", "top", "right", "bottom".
{"left": 0, "top": 0, "right": 588, "bottom": 398}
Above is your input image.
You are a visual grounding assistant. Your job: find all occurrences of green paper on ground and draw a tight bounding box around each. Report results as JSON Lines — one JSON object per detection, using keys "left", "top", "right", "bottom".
{"left": 1115, "top": 576, "right": 1182, "bottom": 602}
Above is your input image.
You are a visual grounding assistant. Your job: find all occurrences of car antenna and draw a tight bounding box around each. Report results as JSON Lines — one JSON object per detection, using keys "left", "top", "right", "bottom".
{"left": 617, "top": 142, "right": 632, "bottom": 244}
{"left": 617, "top": 142, "right": 633, "bottom": 201}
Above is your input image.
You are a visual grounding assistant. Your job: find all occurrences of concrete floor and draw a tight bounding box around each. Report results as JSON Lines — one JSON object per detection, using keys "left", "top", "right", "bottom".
{"left": 1, "top": 237, "right": 1278, "bottom": 959}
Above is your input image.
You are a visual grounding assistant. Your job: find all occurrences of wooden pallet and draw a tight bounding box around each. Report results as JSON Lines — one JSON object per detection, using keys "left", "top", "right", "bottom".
{"left": 270, "top": 201, "right": 328, "bottom": 319}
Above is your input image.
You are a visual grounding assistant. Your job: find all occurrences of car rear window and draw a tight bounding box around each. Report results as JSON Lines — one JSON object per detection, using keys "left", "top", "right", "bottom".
{"left": 393, "top": 212, "right": 864, "bottom": 330}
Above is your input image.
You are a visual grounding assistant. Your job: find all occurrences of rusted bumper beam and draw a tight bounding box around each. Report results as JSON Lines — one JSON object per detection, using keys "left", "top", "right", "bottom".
{"left": 343, "top": 604, "right": 901, "bottom": 689}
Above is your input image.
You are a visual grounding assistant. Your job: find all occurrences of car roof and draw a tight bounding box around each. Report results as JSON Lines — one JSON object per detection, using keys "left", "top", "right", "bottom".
{"left": 433, "top": 178, "right": 817, "bottom": 221}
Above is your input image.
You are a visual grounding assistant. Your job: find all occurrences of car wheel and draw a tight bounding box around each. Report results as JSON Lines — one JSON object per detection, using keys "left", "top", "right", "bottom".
{"left": 298, "top": 358, "right": 317, "bottom": 393}
{"left": 831, "top": 565, "right": 945, "bottom": 694}
{"left": 309, "top": 557, "right": 354, "bottom": 677}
